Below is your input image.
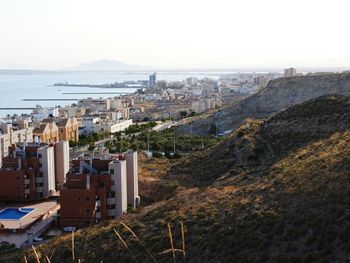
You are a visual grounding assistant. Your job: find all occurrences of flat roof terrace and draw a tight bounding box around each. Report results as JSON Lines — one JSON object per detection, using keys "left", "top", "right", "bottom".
{"left": 0, "top": 201, "right": 58, "bottom": 230}
{"left": 0, "top": 201, "right": 59, "bottom": 248}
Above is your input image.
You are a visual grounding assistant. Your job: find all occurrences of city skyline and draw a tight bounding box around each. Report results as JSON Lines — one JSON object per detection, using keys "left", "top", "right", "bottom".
{"left": 1, "top": 0, "right": 350, "bottom": 70}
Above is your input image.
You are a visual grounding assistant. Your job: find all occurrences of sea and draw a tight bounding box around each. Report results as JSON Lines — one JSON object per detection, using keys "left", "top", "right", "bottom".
{"left": 0, "top": 71, "right": 221, "bottom": 117}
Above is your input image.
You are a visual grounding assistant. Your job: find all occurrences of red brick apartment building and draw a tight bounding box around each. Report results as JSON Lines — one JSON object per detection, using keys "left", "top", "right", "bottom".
{"left": 0, "top": 141, "right": 69, "bottom": 202}
{"left": 60, "top": 151, "right": 139, "bottom": 229}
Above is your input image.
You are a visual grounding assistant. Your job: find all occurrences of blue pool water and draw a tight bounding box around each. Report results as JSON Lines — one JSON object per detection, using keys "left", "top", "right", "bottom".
{"left": 0, "top": 208, "right": 34, "bottom": 220}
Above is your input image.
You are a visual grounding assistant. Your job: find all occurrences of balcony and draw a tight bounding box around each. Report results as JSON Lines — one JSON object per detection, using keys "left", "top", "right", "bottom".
{"left": 107, "top": 198, "right": 115, "bottom": 205}
{"left": 107, "top": 209, "right": 115, "bottom": 217}
{"left": 24, "top": 189, "right": 30, "bottom": 194}
{"left": 24, "top": 179, "right": 30, "bottom": 185}
{"left": 35, "top": 187, "right": 43, "bottom": 193}
{"left": 95, "top": 212, "right": 101, "bottom": 219}
{"left": 36, "top": 177, "right": 43, "bottom": 184}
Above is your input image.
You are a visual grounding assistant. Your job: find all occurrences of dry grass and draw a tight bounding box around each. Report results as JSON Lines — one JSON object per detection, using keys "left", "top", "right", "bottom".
{"left": 180, "top": 221, "right": 186, "bottom": 259}
{"left": 167, "top": 223, "right": 176, "bottom": 262}
{"left": 120, "top": 222, "right": 157, "bottom": 263}
{"left": 31, "top": 245, "right": 40, "bottom": 263}
{"left": 71, "top": 231, "right": 75, "bottom": 263}
{"left": 113, "top": 229, "right": 138, "bottom": 263}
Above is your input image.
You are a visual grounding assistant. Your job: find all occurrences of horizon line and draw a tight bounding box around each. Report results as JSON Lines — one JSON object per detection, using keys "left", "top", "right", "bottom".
{"left": 1, "top": 66, "right": 350, "bottom": 73}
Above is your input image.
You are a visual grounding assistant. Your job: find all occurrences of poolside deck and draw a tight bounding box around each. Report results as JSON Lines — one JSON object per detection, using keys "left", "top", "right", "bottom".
{"left": 0, "top": 201, "right": 59, "bottom": 247}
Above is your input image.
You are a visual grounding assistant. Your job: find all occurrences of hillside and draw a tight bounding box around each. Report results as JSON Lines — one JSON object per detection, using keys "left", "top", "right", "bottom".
{"left": 181, "top": 72, "right": 350, "bottom": 135}
{"left": 4, "top": 95, "right": 350, "bottom": 262}
{"left": 173, "top": 95, "right": 350, "bottom": 186}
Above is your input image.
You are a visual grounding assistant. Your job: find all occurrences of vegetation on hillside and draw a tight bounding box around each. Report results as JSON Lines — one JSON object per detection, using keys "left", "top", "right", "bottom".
{"left": 104, "top": 127, "right": 222, "bottom": 155}
{"left": 4, "top": 95, "right": 350, "bottom": 262}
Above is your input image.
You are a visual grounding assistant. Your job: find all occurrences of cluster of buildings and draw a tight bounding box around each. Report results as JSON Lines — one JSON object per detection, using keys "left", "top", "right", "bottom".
{"left": 0, "top": 95, "right": 134, "bottom": 156}
{"left": 0, "top": 69, "right": 303, "bottom": 247}
{"left": 129, "top": 72, "right": 282, "bottom": 121}
{"left": 60, "top": 150, "right": 139, "bottom": 228}
{"left": 0, "top": 93, "right": 141, "bottom": 248}
{"left": 0, "top": 97, "right": 139, "bottom": 247}
{"left": 31, "top": 96, "right": 134, "bottom": 138}
{"left": 0, "top": 136, "right": 140, "bottom": 247}
{"left": 0, "top": 141, "right": 69, "bottom": 201}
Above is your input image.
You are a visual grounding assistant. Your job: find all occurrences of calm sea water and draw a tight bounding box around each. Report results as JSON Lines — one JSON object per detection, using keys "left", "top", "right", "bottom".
{"left": 0, "top": 72, "right": 220, "bottom": 117}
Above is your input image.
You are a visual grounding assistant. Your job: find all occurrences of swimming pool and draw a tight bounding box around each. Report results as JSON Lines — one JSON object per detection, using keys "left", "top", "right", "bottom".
{"left": 0, "top": 208, "right": 34, "bottom": 220}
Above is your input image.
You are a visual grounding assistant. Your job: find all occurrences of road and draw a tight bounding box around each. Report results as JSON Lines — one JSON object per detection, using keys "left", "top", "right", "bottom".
{"left": 152, "top": 121, "right": 177, "bottom": 131}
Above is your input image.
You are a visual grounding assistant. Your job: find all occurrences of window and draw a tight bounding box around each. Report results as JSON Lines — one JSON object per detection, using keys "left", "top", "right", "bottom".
{"left": 108, "top": 192, "right": 115, "bottom": 198}
{"left": 85, "top": 197, "right": 90, "bottom": 202}
{"left": 110, "top": 169, "right": 114, "bottom": 174}
{"left": 86, "top": 209, "right": 91, "bottom": 214}
{"left": 38, "top": 154, "right": 42, "bottom": 158}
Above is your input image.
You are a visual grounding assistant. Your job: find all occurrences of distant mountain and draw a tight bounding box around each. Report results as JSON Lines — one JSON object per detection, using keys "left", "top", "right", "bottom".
{"left": 64, "top": 59, "right": 153, "bottom": 71}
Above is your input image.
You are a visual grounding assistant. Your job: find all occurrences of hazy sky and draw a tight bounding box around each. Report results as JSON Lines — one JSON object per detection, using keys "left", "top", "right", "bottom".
{"left": 0, "top": 0, "right": 349, "bottom": 69}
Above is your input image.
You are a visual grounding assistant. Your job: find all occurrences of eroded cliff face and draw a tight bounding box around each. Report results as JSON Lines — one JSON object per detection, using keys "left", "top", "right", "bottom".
{"left": 184, "top": 72, "right": 350, "bottom": 135}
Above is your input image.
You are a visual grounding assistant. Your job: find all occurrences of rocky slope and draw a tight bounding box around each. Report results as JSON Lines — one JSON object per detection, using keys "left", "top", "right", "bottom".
{"left": 173, "top": 95, "right": 350, "bottom": 186}
{"left": 183, "top": 72, "right": 350, "bottom": 135}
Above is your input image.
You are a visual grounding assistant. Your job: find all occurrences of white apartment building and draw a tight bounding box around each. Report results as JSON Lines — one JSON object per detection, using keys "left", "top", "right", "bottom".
{"left": 54, "top": 141, "right": 70, "bottom": 189}
{"left": 110, "top": 98, "right": 123, "bottom": 110}
{"left": 80, "top": 118, "right": 133, "bottom": 135}
{"left": 219, "top": 86, "right": 235, "bottom": 97}
{"left": 109, "top": 160, "right": 128, "bottom": 217}
{"left": 59, "top": 106, "right": 86, "bottom": 118}
{"left": 284, "top": 67, "right": 297, "bottom": 77}
{"left": 191, "top": 100, "right": 206, "bottom": 113}
{"left": 79, "top": 117, "right": 100, "bottom": 136}
{"left": 37, "top": 146, "right": 56, "bottom": 198}
{"left": 33, "top": 107, "right": 59, "bottom": 122}
{"left": 191, "top": 98, "right": 222, "bottom": 113}
{"left": 94, "top": 119, "right": 133, "bottom": 134}
{"left": 0, "top": 119, "right": 33, "bottom": 160}
{"left": 78, "top": 98, "right": 111, "bottom": 111}
{"left": 125, "top": 151, "right": 140, "bottom": 208}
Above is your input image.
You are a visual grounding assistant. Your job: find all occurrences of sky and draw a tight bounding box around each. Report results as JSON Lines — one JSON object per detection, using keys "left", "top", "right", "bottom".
{"left": 0, "top": 0, "right": 349, "bottom": 70}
